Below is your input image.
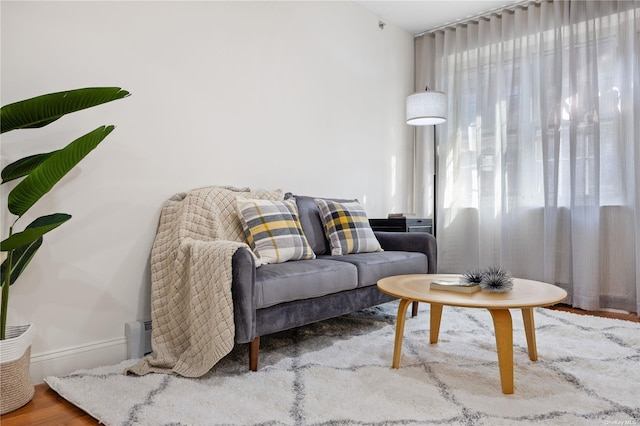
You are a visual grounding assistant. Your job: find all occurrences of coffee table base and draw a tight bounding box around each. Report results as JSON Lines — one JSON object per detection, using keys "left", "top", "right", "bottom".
{"left": 391, "top": 300, "right": 539, "bottom": 394}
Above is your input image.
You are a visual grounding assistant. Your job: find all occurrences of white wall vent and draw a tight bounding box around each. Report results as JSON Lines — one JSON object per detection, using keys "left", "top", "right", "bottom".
{"left": 125, "top": 320, "right": 152, "bottom": 359}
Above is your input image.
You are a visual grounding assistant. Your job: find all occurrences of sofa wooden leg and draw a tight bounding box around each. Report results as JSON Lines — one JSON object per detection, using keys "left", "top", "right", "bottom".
{"left": 249, "top": 336, "right": 260, "bottom": 371}
{"left": 412, "top": 301, "right": 419, "bottom": 317}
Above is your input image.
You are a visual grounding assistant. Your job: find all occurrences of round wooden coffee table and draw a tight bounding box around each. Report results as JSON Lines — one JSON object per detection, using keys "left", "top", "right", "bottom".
{"left": 377, "top": 274, "right": 567, "bottom": 394}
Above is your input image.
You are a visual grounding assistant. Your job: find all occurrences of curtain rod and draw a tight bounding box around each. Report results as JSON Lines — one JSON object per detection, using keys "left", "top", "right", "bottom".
{"left": 414, "top": 0, "right": 544, "bottom": 37}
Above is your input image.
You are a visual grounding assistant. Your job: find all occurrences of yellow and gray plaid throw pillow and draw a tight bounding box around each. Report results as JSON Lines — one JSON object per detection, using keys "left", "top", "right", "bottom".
{"left": 236, "top": 198, "right": 315, "bottom": 264}
{"left": 314, "top": 199, "right": 382, "bottom": 256}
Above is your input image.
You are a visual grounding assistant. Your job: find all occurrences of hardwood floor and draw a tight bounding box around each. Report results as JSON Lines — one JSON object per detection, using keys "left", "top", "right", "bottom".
{"left": 1, "top": 305, "right": 637, "bottom": 425}
{"left": 1, "top": 383, "right": 97, "bottom": 426}
{"left": 547, "top": 303, "right": 640, "bottom": 323}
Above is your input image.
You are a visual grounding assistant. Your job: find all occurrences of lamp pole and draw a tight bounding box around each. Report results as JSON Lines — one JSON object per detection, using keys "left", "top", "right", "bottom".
{"left": 433, "top": 125, "right": 438, "bottom": 238}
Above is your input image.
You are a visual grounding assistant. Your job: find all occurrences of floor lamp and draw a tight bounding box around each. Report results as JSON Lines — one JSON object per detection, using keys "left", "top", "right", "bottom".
{"left": 406, "top": 88, "right": 447, "bottom": 237}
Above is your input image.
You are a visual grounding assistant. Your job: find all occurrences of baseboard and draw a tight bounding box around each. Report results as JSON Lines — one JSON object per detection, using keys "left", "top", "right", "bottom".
{"left": 29, "top": 337, "right": 127, "bottom": 384}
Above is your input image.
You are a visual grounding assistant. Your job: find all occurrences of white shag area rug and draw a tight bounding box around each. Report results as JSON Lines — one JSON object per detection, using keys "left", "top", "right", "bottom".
{"left": 46, "top": 302, "right": 640, "bottom": 426}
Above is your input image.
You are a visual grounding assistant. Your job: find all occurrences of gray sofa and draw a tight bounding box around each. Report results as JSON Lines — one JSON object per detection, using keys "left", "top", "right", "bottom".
{"left": 230, "top": 194, "right": 437, "bottom": 370}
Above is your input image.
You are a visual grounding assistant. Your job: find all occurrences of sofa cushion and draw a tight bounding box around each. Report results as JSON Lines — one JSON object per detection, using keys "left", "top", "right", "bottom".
{"left": 323, "top": 251, "right": 428, "bottom": 287}
{"left": 315, "top": 199, "right": 382, "bottom": 256}
{"left": 284, "top": 194, "right": 354, "bottom": 255}
{"left": 236, "top": 198, "right": 315, "bottom": 264}
{"left": 255, "top": 259, "right": 358, "bottom": 308}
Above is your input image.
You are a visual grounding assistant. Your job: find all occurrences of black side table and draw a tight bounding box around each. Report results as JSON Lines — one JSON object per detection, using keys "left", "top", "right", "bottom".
{"left": 369, "top": 218, "right": 432, "bottom": 234}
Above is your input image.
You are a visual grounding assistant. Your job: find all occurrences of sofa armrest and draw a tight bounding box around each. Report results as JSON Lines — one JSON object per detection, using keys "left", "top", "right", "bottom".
{"left": 374, "top": 231, "right": 437, "bottom": 274}
{"left": 231, "top": 248, "right": 258, "bottom": 344}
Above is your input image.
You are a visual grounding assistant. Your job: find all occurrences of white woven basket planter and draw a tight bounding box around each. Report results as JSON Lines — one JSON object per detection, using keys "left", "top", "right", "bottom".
{"left": 0, "top": 324, "right": 35, "bottom": 415}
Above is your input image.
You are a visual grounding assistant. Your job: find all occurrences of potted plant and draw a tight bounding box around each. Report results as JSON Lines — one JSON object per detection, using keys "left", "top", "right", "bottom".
{"left": 0, "top": 87, "right": 130, "bottom": 414}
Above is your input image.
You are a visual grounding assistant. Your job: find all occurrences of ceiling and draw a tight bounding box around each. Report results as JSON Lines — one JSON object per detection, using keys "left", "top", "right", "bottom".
{"left": 355, "top": 0, "right": 522, "bottom": 35}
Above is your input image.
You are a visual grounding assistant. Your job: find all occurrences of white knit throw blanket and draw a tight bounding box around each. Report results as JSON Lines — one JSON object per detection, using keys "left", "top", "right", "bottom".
{"left": 126, "top": 186, "right": 283, "bottom": 378}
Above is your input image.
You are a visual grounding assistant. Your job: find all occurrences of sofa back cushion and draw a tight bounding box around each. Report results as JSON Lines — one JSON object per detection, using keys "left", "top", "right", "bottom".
{"left": 284, "top": 193, "right": 354, "bottom": 255}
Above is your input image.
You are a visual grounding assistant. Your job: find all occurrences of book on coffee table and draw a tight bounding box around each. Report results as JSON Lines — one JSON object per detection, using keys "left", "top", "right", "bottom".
{"left": 430, "top": 279, "right": 481, "bottom": 293}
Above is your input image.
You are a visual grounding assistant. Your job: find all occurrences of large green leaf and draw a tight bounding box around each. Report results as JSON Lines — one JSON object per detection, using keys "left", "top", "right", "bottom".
{"left": 0, "top": 214, "right": 71, "bottom": 251}
{"left": 0, "top": 237, "right": 43, "bottom": 286}
{"left": 0, "top": 87, "right": 130, "bottom": 133}
{"left": 7, "top": 126, "right": 114, "bottom": 217}
{"left": 1, "top": 151, "right": 59, "bottom": 184}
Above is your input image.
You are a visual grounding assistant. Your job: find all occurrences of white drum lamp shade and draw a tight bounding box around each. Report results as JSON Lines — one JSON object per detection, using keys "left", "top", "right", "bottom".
{"left": 406, "top": 91, "right": 447, "bottom": 126}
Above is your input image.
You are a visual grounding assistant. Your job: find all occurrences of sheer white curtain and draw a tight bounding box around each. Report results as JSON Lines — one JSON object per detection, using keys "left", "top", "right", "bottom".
{"left": 416, "top": 0, "right": 640, "bottom": 313}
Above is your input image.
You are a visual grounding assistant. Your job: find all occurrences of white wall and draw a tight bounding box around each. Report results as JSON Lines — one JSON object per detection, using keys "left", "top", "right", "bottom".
{"left": 0, "top": 1, "right": 414, "bottom": 382}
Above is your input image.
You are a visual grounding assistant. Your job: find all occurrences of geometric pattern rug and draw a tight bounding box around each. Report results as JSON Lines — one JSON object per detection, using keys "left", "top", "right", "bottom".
{"left": 45, "top": 301, "right": 640, "bottom": 425}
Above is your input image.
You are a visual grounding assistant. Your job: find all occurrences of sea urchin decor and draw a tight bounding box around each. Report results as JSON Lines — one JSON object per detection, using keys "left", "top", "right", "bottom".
{"left": 461, "top": 268, "right": 484, "bottom": 285}
{"left": 479, "top": 266, "right": 514, "bottom": 293}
